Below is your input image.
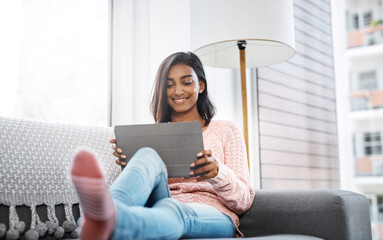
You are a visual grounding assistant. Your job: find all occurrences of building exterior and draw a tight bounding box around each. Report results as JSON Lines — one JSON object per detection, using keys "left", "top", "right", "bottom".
{"left": 345, "top": 0, "right": 383, "bottom": 238}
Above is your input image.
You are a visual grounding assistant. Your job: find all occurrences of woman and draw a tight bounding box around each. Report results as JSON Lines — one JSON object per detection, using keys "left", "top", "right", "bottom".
{"left": 70, "top": 52, "right": 254, "bottom": 240}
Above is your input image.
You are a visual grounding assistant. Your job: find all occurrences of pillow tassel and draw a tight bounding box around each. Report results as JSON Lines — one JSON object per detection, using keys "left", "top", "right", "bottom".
{"left": 0, "top": 223, "right": 6, "bottom": 238}
{"left": 6, "top": 205, "right": 25, "bottom": 240}
{"left": 63, "top": 203, "right": 77, "bottom": 232}
{"left": 25, "top": 205, "right": 47, "bottom": 240}
{"left": 45, "top": 204, "right": 64, "bottom": 239}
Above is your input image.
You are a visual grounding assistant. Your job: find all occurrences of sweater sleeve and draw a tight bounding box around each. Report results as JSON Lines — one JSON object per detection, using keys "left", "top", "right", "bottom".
{"left": 207, "top": 121, "right": 255, "bottom": 215}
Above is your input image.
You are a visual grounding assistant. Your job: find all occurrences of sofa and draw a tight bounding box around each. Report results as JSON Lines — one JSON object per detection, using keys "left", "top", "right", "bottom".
{"left": 0, "top": 117, "right": 372, "bottom": 240}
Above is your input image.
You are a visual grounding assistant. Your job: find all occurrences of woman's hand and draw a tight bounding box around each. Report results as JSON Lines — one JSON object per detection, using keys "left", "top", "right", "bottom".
{"left": 109, "top": 139, "right": 127, "bottom": 166}
{"left": 189, "top": 150, "right": 219, "bottom": 181}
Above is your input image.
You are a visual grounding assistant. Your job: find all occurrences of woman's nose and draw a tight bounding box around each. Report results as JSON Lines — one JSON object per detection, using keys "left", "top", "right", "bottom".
{"left": 174, "top": 85, "right": 184, "bottom": 95}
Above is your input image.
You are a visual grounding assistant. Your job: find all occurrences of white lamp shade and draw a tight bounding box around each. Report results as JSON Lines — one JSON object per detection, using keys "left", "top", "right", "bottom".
{"left": 190, "top": 0, "right": 295, "bottom": 68}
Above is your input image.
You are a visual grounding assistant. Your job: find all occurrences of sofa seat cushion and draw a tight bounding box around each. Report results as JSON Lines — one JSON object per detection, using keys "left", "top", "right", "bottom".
{"left": 182, "top": 234, "right": 324, "bottom": 240}
{"left": 243, "top": 234, "right": 324, "bottom": 240}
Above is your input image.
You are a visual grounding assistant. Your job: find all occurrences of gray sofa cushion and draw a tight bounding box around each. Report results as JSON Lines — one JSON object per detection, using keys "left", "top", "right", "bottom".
{"left": 185, "top": 235, "right": 323, "bottom": 240}
{"left": 238, "top": 190, "right": 372, "bottom": 240}
{"left": 242, "top": 235, "right": 324, "bottom": 240}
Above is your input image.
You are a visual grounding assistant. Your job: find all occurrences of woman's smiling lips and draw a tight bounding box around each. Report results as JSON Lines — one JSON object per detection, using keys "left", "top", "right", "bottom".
{"left": 172, "top": 97, "right": 189, "bottom": 104}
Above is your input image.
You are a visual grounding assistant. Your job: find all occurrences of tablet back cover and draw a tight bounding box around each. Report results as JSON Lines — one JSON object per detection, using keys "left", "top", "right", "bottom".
{"left": 114, "top": 121, "right": 203, "bottom": 177}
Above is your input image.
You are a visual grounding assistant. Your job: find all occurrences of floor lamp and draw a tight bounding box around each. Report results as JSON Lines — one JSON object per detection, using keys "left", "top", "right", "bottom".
{"left": 190, "top": 0, "right": 296, "bottom": 167}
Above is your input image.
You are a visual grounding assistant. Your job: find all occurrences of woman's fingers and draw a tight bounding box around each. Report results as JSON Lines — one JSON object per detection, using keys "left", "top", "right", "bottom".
{"left": 110, "top": 139, "right": 126, "bottom": 166}
{"left": 110, "top": 139, "right": 122, "bottom": 153}
{"left": 192, "top": 149, "right": 213, "bottom": 168}
{"left": 190, "top": 149, "right": 218, "bottom": 180}
{"left": 112, "top": 146, "right": 123, "bottom": 153}
{"left": 190, "top": 159, "right": 216, "bottom": 174}
{"left": 115, "top": 159, "right": 126, "bottom": 166}
{"left": 113, "top": 151, "right": 126, "bottom": 159}
{"left": 197, "top": 149, "right": 212, "bottom": 157}
{"left": 190, "top": 157, "right": 207, "bottom": 168}
{"left": 189, "top": 156, "right": 218, "bottom": 180}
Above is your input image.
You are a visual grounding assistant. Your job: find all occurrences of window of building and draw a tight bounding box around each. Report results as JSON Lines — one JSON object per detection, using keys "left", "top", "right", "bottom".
{"left": 358, "top": 70, "right": 378, "bottom": 90}
{"left": 348, "top": 10, "right": 374, "bottom": 31}
{"left": 366, "top": 30, "right": 383, "bottom": 45}
{"left": 352, "top": 13, "right": 360, "bottom": 30}
{"left": 350, "top": 97, "right": 369, "bottom": 111}
{"left": 363, "top": 132, "right": 382, "bottom": 156}
{"left": 378, "top": 196, "right": 383, "bottom": 222}
{"left": 366, "top": 32, "right": 376, "bottom": 45}
{"left": 363, "top": 11, "right": 372, "bottom": 27}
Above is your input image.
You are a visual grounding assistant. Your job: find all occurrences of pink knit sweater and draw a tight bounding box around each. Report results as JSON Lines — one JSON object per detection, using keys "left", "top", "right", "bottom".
{"left": 168, "top": 120, "right": 255, "bottom": 235}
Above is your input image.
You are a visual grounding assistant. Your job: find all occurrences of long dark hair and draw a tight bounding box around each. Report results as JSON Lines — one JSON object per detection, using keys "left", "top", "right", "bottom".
{"left": 150, "top": 52, "right": 215, "bottom": 126}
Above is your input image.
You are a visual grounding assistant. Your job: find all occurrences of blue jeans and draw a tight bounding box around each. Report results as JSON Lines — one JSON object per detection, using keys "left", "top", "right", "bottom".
{"left": 109, "top": 147, "right": 236, "bottom": 240}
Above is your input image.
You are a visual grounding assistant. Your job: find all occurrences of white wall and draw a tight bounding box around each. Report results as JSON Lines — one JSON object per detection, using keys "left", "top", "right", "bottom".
{"left": 332, "top": 0, "right": 356, "bottom": 191}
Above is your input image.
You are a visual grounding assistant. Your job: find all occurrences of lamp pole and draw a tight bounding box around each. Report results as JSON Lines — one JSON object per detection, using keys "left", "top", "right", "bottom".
{"left": 237, "top": 40, "right": 250, "bottom": 166}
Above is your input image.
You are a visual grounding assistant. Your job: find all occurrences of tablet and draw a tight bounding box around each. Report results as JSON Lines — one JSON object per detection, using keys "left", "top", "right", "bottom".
{"left": 114, "top": 121, "right": 204, "bottom": 178}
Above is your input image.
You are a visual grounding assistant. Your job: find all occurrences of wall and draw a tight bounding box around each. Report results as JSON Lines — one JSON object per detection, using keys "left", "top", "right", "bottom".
{"left": 257, "top": 0, "right": 340, "bottom": 189}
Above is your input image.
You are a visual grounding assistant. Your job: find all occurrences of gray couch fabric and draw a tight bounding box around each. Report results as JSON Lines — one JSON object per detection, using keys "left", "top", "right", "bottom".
{"left": 184, "top": 235, "right": 324, "bottom": 240}
{"left": 239, "top": 190, "right": 372, "bottom": 240}
{"left": 241, "top": 235, "right": 324, "bottom": 240}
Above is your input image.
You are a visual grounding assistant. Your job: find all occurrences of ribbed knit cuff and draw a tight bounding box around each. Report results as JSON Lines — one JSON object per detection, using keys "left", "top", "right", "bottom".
{"left": 208, "top": 160, "right": 229, "bottom": 185}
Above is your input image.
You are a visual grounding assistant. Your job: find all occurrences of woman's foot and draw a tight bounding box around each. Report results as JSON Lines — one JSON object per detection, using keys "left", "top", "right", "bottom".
{"left": 71, "top": 150, "right": 116, "bottom": 240}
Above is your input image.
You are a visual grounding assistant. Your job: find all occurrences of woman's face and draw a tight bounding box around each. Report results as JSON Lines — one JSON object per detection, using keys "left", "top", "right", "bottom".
{"left": 166, "top": 64, "right": 204, "bottom": 115}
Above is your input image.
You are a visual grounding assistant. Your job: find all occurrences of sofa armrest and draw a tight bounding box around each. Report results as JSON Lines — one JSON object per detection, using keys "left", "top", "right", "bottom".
{"left": 239, "top": 190, "right": 372, "bottom": 240}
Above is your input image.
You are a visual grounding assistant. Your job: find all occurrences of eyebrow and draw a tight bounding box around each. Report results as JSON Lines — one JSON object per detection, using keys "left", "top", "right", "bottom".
{"left": 167, "top": 75, "right": 193, "bottom": 80}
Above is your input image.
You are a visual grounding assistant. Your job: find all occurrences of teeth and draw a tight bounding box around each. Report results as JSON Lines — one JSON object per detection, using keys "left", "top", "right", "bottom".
{"left": 174, "top": 98, "right": 186, "bottom": 104}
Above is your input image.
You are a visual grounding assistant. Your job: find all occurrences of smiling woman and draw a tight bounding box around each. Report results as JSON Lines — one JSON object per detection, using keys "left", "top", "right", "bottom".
{"left": 166, "top": 64, "right": 205, "bottom": 121}
{"left": 0, "top": 0, "right": 110, "bottom": 126}
{"left": 151, "top": 52, "right": 215, "bottom": 127}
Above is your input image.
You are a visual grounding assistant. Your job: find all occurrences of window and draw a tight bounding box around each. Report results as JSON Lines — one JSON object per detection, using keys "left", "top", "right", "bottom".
{"left": 348, "top": 10, "right": 374, "bottom": 31}
{"left": 379, "top": 196, "right": 383, "bottom": 222}
{"left": 363, "top": 132, "right": 382, "bottom": 156}
{"left": 350, "top": 97, "right": 369, "bottom": 111}
{"left": 0, "top": 0, "right": 110, "bottom": 126}
{"left": 363, "top": 11, "right": 372, "bottom": 27}
{"left": 366, "top": 32, "right": 376, "bottom": 45}
{"left": 352, "top": 13, "right": 359, "bottom": 30}
{"left": 358, "top": 70, "right": 378, "bottom": 90}
{"left": 366, "top": 31, "right": 383, "bottom": 45}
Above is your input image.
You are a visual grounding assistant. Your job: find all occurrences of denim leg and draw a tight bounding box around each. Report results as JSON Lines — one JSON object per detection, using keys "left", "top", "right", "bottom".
{"left": 109, "top": 147, "right": 235, "bottom": 239}
{"left": 109, "top": 147, "right": 171, "bottom": 207}
{"left": 111, "top": 198, "right": 235, "bottom": 240}
{"left": 182, "top": 203, "right": 236, "bottom": 238}
{"left": 111, "top": 198, "right": 184, "bottom": 240}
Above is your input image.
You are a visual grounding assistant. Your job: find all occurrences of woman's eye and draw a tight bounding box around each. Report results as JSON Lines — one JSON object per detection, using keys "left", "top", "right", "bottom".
{"left": 184, "top": 81, "right": 192, "bottom": 85}
{"left": 167, "top": 83, "right": 174, "bottom": 88}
